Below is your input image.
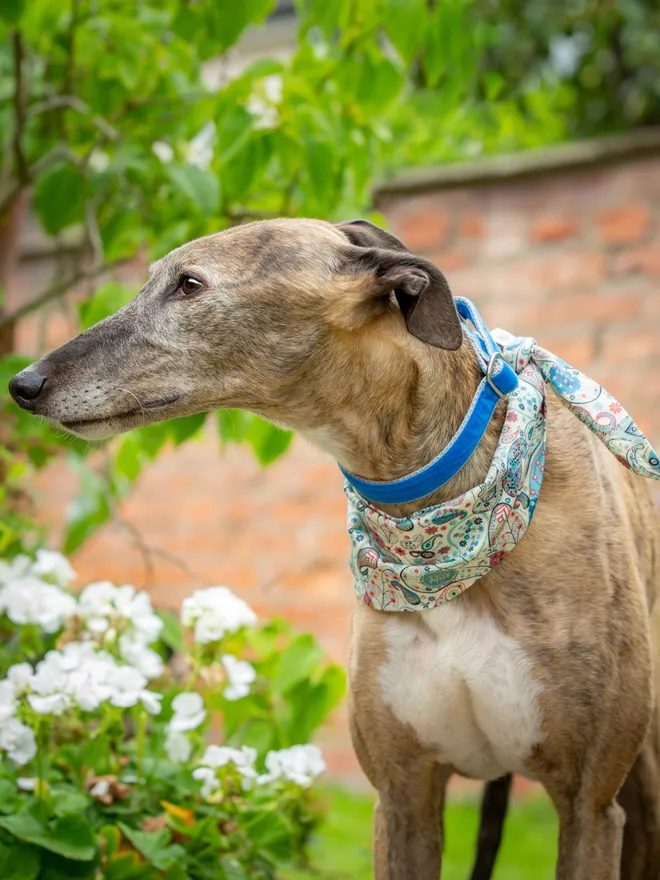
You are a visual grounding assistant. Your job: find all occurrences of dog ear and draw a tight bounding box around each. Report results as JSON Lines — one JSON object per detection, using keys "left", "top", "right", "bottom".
{"left": 336, "top": 219, "right": 463, "bottom": 351}
{"left": 336, "top": 218, "right": 409, "bottom": 252}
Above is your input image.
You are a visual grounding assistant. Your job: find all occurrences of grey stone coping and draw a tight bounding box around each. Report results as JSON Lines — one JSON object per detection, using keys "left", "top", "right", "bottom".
{"left": 374, "top": 127, "right": 660, "bottom": 199}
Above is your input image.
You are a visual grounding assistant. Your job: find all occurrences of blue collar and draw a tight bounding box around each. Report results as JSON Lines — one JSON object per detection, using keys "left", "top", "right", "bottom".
{"left": 339, "top": 298, "right": 519, "bottom": 505}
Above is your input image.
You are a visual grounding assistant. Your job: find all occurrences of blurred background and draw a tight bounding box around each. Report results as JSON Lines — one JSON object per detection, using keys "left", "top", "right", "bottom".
{"left": 2, "top": 1, "right": 660, "bottom": 874}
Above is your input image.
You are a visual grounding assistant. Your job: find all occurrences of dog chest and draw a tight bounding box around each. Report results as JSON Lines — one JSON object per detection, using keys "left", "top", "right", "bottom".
{"left": 377, "top": 603, "right": 542, "bottom": 780}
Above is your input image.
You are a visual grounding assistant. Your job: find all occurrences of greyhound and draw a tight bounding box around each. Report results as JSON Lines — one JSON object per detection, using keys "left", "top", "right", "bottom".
{"left": 9, "top": 218, "right": 660, "bottom": 879}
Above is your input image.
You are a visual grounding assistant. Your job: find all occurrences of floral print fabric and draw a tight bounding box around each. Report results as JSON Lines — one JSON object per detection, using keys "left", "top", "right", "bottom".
{"left": 347, "top": 329, "right": 660, "bottom": 612}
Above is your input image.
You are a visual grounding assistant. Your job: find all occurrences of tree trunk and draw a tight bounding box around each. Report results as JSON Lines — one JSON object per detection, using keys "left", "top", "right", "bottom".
{"left": 0, "top": 188, "right": 28, "bottom": 357}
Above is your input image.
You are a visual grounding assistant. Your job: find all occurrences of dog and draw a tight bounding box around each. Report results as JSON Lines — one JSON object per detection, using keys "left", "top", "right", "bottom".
{"left": 9, "top": 218, "right": 660, "bottom": 879}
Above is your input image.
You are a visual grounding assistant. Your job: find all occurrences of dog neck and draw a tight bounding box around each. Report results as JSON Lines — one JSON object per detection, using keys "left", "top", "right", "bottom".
{"left": 292, "top": 328, "right": 507, "bottom": 519}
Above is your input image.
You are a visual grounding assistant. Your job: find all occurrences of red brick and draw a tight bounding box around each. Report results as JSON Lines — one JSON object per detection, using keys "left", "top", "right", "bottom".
{"left": 458, "top": 214, "right": 484, "bottom": 238}
{"left": 596, "top": 206, "right": 651, "bottom": 245}
{"left": 535, "top": 336, "right": 596, "bottom": 369}
{"left": 531, "top": 217, "right": 580, "bottom": 243}
{"left": 525, "top": 292, "right": 641, "bottom": 330}
{"left": 611, "top": 247, "right": 660, "bottom": 278}
{"left": 426, "top": 250, "right": 469, "bottom": 272}
{"left": 394, "top": 209, "right": 450, "bottom": 251}
{"left": 602, "top": 329, "right": 657, "bottom": 365}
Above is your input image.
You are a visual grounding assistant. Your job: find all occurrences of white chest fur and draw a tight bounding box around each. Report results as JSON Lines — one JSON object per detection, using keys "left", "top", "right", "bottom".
{"left": 378, "top": 603, "right": 543, "bottom": 780}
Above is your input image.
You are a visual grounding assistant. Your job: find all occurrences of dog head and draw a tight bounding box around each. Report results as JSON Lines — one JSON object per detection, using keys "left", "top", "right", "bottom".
{"left": 9, "top": 218, "right": 462, "bottom": 440}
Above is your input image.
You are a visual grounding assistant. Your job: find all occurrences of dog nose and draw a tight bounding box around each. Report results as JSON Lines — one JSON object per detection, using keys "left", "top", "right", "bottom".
{"left": 9, "top": 368, "right": 47, "bottom": 406}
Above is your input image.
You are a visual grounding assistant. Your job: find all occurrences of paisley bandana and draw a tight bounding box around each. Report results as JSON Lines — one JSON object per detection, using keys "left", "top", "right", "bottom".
{"left": 346, "top": 327, "right": 660, "bottom": 612}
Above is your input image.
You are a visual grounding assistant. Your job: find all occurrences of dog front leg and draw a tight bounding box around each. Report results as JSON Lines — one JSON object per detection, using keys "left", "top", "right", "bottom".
{"left": 554, "top": 796, "right": 626, "bottom": 880}
{"left": 373, "top": 763, "right": 451, "bottom": 880}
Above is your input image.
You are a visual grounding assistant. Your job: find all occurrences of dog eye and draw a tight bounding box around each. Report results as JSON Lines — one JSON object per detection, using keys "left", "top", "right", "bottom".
{"left": 179, "top": 275, "right": 203, "bottom": 296}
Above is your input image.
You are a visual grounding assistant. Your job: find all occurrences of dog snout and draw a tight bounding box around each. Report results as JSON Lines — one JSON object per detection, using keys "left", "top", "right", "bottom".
{"left": 8, "top": 367, "right": 47, "bottom": 410}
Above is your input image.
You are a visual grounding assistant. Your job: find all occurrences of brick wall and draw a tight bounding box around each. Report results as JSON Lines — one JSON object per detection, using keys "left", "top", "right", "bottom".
{"left": 16, "top": 139, "right": 660, "bottom": 784}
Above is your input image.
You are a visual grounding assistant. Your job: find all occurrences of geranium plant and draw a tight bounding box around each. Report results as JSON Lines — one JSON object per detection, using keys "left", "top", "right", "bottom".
{"left": 0, "top": 551, "right": 345, "bottom": 880}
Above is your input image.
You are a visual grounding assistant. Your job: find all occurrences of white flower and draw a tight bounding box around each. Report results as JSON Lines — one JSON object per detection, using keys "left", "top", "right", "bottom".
{"left": 17, "top": 777, "right": 36, "bottom": 791}
{"left": 165, "top": 729, "right": 191, "bottom": 764}
{"left": 29, "top": 693, "right": 71, "bottom": 715}
{"left": 185, "top": 122, "right": 215, "bottom": 169}
{"left": 221, "top": 655, "right": 256, "bottom": 701}
{"left": 26, "top": 643, "right": 161, "bottom": 716}
{"left": 105, "top": 666, "right": 162, "bottom": 714}
{"left": 258, "top": 745, "right": 325, "bottom": 788}
{"left": 0, "top": 718, "right": 37, "bottom": 765}
{"left": 152, "top": 141, "right": 174, "bottom": 163}
{"left": 246, "top": 75, "right": 282, "bottom": 131}
{"left": 192, "top": 766, "right": 221, "bottom": 800}
{"left": 0, "top": 680, "right": 17, "bottom": 723}
{"left": 0, "top": 555, "right": 31, "bottom": 585}
{"left": 181, "top": 587, "right": 256, "bottom": 645}
{"left": 29, "top": 654, "right": 70, "bottom": 715}
{"left": 0, "top": 577, "right": 76, "bottom": 633}
{"left": 90, "top": 779, "right": 110, "bottom": 798}
{"left": 169, "top": 692, "right": 206, "bottom": 732}
{"left": 200, "top": 744, "right": 257, "bottom": 778}
{"left": 88, "top": 149, "right": 110, "bottom": 173}
{"left": 78, "top": 582, "right": 163, "bottom": 652}
{"left": 7, "top": 663, "right": 33, "bottom": 693}
{"left": 118, "top": 633, "right": 163, "bottom": 680}
{"left": 30, "top": 549, "right": 76, "bottom": 586}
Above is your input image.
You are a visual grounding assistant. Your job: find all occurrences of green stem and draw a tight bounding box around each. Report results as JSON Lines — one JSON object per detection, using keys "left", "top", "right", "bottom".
{"left": 36, "top": 721, "right": 48, "bottom": 815}
{"left": 136, "top": 709, "right": 147, "bottom": 781}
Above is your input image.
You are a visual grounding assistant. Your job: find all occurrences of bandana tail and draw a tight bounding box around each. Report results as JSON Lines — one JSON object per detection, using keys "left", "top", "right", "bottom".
{"left": 532, "top": 343, "right": 660, "bottom": 481}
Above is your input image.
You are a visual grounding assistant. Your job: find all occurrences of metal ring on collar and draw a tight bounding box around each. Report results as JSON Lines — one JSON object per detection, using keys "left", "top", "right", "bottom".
{"left": 486, "top": 352, "right": 510, "bottom": 400}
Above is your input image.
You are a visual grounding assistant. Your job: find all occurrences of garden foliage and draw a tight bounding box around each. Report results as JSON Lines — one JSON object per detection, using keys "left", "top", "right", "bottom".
{"left": 0, "top": 549, "right": 345, "bottom": 879}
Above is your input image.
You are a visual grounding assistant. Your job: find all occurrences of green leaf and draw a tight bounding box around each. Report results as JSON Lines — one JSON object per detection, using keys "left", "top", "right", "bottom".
{"left": 166, "top": 164, "right": 220, "bottom": 216}
{"left": 0, "top": 0, "right": 25, "bottom": 24}
{"left": 100, "top": 825, "right": 121, "bottom": 860}
{"left": 0, "top": 778, "right": 20, "bottom": 814}
{"left": 305, "top": 138, "right": 335, "bottom": 211}
{"left": 63, "top": 488, "right": 111, "bottom": 556}
{"left": 245, "top": 810, "right": 292, "bottom": 860}
{"left": 105, "top": 852, "right": 156, "bottom": 880}
{"left": 246, "top": 417, "right": 293, "bottom": 466}
{"left": 158, "top": 610, "right": 183, "bottom": 654}
{"left": 114, "top": 435, "right": 143, "bottom": 484}
{"left": 33, "top": 164, "right": 87, "bottom": 236}
{"left": 216, "top": 409, "right": 250, "bottom": 445}
{"left": 99, "top": 211, "right": 144, "bottom": 262}
{"left": 117, "top": 824, "right": 185, "bottom": 871}
{"left": 0, "top": 841, "right": 40, "bottom": 880}
{"left": 0, "top": 804, "right": 96, "bottom": 861}
{"left": 51, "top": 788, "right": 90, "bottom": 818}
{"left": 289, "top": 664, "right": 347, "bottom": 743}
{"left": 78, "top": 282, "right": 134, "bottom": 330}
{"left": 384, "top": 0, "right": 427, "bottom": 64}
{"left": 169, "top": 412, "right": 207, "bottom": 445}
{"left": 273, "top": 634, "right": 325, "bottom": 695}
{"left": 39, "top": 850, "right": 99, "bottom": 880}
{"left": 219, "top": 857, "right": 247, "bottom": 880}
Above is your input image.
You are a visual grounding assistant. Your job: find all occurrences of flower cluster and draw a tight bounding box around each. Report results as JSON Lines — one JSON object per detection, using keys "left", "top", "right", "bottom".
{"left": 77, "top": 580, "right": 164, "bottom": 679}
{"left": 181, "top": 586, "right": 257, "bottom": 644}
{"left": 0, "top": 642, "right": 162, "bottom": 765}
{"left": 0, "top": 551, "right": 164, "bottom": 680}
{"left": 0, "top": 550, "right": 77, "bottom": 633}
{"left": 257, "top": 744, "right": 327, "bottom": 788}
{"left": 192, "top": 743, "right": 326, "bottom": 801}
{"left": 0, "top": 547, "right": 342, "bottom": 880}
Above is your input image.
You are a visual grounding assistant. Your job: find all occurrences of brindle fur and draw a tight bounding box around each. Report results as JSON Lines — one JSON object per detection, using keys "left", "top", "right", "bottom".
{"left": 10, "top": 218, "right": 660, "bottom": 879}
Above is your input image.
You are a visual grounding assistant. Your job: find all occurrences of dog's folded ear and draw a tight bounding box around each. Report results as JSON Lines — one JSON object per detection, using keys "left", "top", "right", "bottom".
{"left": 335, "top": 219, "right": 463, "bottom": 351}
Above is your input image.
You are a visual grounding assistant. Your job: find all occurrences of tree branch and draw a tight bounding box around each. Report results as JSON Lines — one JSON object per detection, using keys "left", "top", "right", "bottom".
{"left": 11, "top": 30, "right": 28, "bottom": 184}
{"left": 0, "top": 259, "right": 129, "bottom": 329}
{"left": 27, "top": 95, "right": 118, "bottom": 141}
